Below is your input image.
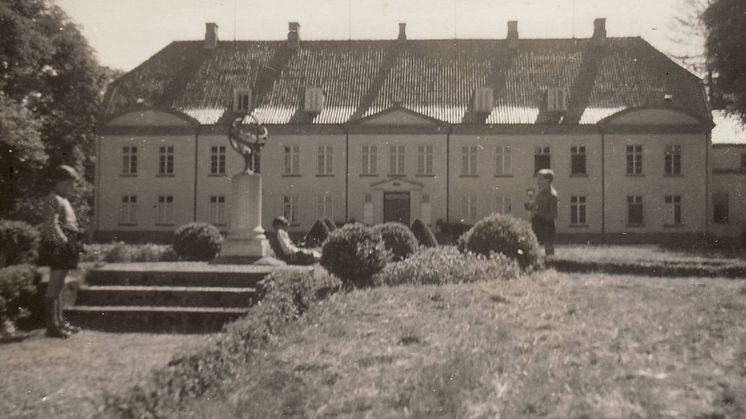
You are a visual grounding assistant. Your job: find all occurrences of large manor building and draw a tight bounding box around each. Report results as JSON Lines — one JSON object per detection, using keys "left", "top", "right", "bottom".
{"left": 96, "top": 19, "right": 746, "bottom": 243}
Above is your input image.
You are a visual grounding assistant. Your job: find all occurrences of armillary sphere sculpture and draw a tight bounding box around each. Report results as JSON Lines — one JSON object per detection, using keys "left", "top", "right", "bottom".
{"left": 228, "top": 114, "right": 269, "bottom": 174}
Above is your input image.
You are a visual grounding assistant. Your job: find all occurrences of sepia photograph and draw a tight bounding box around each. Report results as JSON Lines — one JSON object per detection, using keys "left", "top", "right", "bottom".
{"left": 1, "top": 0, "right": 745, "bottom": 417}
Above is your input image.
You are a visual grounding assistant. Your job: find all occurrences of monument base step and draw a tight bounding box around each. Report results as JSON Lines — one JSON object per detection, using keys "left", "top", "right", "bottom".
{"left": 64, "top": 305, "right": 248, "bottom": 333}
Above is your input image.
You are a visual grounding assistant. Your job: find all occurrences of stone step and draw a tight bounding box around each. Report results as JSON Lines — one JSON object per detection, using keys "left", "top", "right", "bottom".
{"left": 85, "top": 262, "right": 308, "bottom": 288}
{"left": 64, "top": 305, "right": 248, "bottom": 333}
{"left": 76, "top": 285, "right": 258, "bottom": 308}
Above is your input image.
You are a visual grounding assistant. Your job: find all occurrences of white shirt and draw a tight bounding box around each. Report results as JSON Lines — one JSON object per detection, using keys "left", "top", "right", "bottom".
{"left": 277, "top": 229, "right": 299, "bottom": 256}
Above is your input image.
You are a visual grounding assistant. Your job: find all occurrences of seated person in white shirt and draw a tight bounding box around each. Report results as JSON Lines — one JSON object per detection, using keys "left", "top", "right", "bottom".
{"left": 271, "top": 216, "right": 321, "bottom": 265}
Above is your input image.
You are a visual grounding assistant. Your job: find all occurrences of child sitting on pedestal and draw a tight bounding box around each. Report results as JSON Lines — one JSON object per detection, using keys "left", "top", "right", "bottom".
{"left": 271, "top": 216, "right": 320, "bottom": 265}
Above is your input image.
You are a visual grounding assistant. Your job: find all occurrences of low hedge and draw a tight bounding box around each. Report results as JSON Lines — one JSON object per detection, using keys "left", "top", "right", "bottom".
{"left": 374, "top": 246, "right": 520, "bottom": 287}
{"left": 0, "top": 264, "right": 41, "bottom": 328}
{"left": 103, "top": 268, "right": 341, "bottom": 418}
{"left": 0, "top": 220, "right": 39, "bottom": 267}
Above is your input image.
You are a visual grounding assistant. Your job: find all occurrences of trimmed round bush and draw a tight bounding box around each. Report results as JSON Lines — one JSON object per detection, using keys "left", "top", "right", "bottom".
{"left": 457, "top": 214, "right": 542, "bottom": 270}
{"left": 323, "top": 218, "right": 337, "bottom": 232}
{"left": 0, "top": 220, "right": 39, "bottom": 267}
{"left": 172, "top": 223, "right": 223, "bottom": 261}
{"left": 320, "top": 224, "right": 388, "bottom": 288}
{"left": 373, "top": 222, "right": 418, "bottom": 261}
{"left": 374, "top": 246, "right": 520, "bottom": 287}
{"left": 304, "top": 219, "right": 331, "bottom": 248}
{"left": 410, "top": 219, "right": 438, "bottom": 247}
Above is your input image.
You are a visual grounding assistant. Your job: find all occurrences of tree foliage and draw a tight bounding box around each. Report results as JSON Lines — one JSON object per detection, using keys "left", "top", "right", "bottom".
{"left": 0, "top": 0, "right": 107, "bottom": 225}
{"left": 704, "top": 0, "right": 746, "bottom": 120}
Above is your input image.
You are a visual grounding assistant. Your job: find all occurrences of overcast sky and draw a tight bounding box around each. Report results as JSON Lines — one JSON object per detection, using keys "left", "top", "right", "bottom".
{"left": 56, "top": 0, "right": 701, "bottom": 72}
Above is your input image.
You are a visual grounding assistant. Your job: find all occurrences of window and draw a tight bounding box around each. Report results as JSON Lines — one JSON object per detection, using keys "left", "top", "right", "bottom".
{"left": 210, "top": 146, "right": 226, "bottom": 175}
{"left": 156, "top": 195, "right": 174, "bottom": 225}
{"left": 363, "top": 193, "right": 373, "bottom": 225}
{"left": 317, "top": 145, "right": 333, "bottom": 175}
{"left": 283, "top": 145, "right": 300, "bottom": 175}
{"left": 473, "top": 87, "right": 494, "bottom": 112}
{"left": 534, "top": 146, "right": 551, "bottom": 173}
{"left": 362, "top": 145, "right": 377, "bottom": 175}
{"left": 209, "top": 195, "right": 226, "bottom": 225}
{"left": 495, "top": 195, "right": 512, "bottom": 214}
{"left": 546, "top": 88, "right": 568, "bottom": 112}
{"left": 158, "top": 146, "right": 174, "bottom": 175}
{"left": 570, "top": 196, "right": 587, "bottom": 225}
{"left": 570, "top": 146, "right": 587, "bottom": 175}
{"left": 283, "top": 195, "right": 299, "bottom": 224}
{"left": 664, "top": 145, "right": 682, "bottom": 175}
{"left": 420, "top": 194, "right": 431, "bottom": 225}
{"left": 119, "top": 195, "right": 137, "bottom": 224}
{"left": 626, "top": 195, "right": 644, "bottom": 226}
{"left": 664, "top": 195, "right": 682, "bottom": 226}
{"left": 626, "top": 145, "right": 642, "bottom": 175}
{"left": 122, "top": 146, "right": 138, "bottom": 175}
{"left": 304, "top": 87, "right": 325, "bottom": 112}
{"left": 316, "top": 194, "right": 333, "bottom": 219}
{"left": 461, "top": 146, "right": 478, "bottom": 175}
{"left": 417, "top": 145, "right": 434, "bottom": 175}
{"left": 389, "top": 145, "right": 405, "bottom": 175}
{"left": 233, "top": 88, "right": 252, "bottom": 112}
{"left": 495, "top": 146, "right": 512, "bottom": 176}
{"left": 460, "top": 195, "right": 478, "bottom": 223}
{"left": 713, "top": 193, "right": 729, "bottom": 224}
{"left": 740, "top": 153, "right": 746, "bottom": 171}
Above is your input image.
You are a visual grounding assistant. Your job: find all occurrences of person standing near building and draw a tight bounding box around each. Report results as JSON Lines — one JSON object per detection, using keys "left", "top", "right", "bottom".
{"left": 40, "top": 165, "right": 82, "bottom": 338}
{"left": 528, "top": 169, "right": 558, "bottom": 257}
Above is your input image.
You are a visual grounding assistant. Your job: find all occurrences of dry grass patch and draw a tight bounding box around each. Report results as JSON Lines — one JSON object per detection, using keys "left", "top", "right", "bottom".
{"left": 0, "top": 331, "right": 213, "bottom": 419}
{"left": 174, "top": 271, "right": 746, "bottom": 418}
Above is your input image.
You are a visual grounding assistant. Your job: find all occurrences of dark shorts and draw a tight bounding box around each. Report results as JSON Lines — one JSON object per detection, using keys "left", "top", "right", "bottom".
{"left": 39, "top": 234, "right": 80, "bottom": 271}
{"left": 531, "top": 216, "right": 556, "bottom": 244}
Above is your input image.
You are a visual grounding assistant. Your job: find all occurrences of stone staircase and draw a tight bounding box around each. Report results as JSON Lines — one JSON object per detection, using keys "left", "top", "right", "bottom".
{"left": 64, "top": 262, "right": 308, "bottom": 333}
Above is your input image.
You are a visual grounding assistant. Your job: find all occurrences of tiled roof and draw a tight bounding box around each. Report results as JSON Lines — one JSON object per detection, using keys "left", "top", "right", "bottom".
{"left": 712, "top": 110, "right": 746, "bottom": 145}
{"left": 103, "top": 37, "right": 710, "bottom": 126}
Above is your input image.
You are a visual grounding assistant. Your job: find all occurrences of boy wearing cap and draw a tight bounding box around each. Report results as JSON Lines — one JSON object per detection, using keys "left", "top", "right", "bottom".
{"left": 40, "top": 165, "right": 83, "bottom": 338}
{"left": 528, "top": 169, "right": 558, "bottom": 257}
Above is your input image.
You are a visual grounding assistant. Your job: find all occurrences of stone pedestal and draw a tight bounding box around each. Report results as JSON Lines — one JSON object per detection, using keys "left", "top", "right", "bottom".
{"left": 219, "top": 172, "right": 270, "bottom": 262}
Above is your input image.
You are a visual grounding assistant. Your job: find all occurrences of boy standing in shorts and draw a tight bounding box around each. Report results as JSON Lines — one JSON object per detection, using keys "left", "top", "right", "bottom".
{"left": 528, "top": 169, "right": 558, "bottom": 257}
{"left": 40, "top": 165, "right": 82, "bottom": 338}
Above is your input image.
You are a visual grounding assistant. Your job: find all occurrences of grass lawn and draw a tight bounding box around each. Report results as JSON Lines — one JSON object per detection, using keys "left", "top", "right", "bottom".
{"left": 173, "top": 271, "right": 746, "bottom": 419}
{"left": 553, "top": 245, "right": 746, "bottom": 278}
{"left": 0, "top": 331, "right": 214, "bottom": 419}
{"left": 556, "top": 245, "right": 745, "bottom": 264}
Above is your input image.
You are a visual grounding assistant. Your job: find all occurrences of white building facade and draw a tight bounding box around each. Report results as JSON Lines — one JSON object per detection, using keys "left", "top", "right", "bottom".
{"left": 96, "top": 19, "right": 737, "bottom": 244}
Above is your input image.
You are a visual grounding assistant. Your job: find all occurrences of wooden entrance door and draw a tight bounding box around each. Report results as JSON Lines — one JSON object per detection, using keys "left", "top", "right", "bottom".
{"left": 383, "top": 192, "right": 411, "bottom": 225}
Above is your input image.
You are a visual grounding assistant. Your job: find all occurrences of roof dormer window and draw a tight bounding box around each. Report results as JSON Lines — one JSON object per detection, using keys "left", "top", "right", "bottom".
{"left": 474, "top": 87, "right": 494, "bottom": 113}
{"left": 233, "top": 88, "right": 252, "bottom": 113}
{"left": 546, "top": 88, "right": 568, "bottom": 112}
{"left": 305, "top": 87, "right": 325, "bottom": 113}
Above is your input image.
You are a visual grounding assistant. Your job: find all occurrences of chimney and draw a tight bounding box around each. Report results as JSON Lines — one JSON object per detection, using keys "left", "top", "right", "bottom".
{"left": 204, "top": 22, "right": 218, "bottom": 49}
{"left": 398, "top": 22, "right": 407, "bottom": 41}
{"left": 287, "top": 22, "right": 300, "bottom": 49}
{"left": 507, "top": 21, "right": 519, "bottom": 50}
{"left": 592, "top": 18, "right": 606, "bottom": 46}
